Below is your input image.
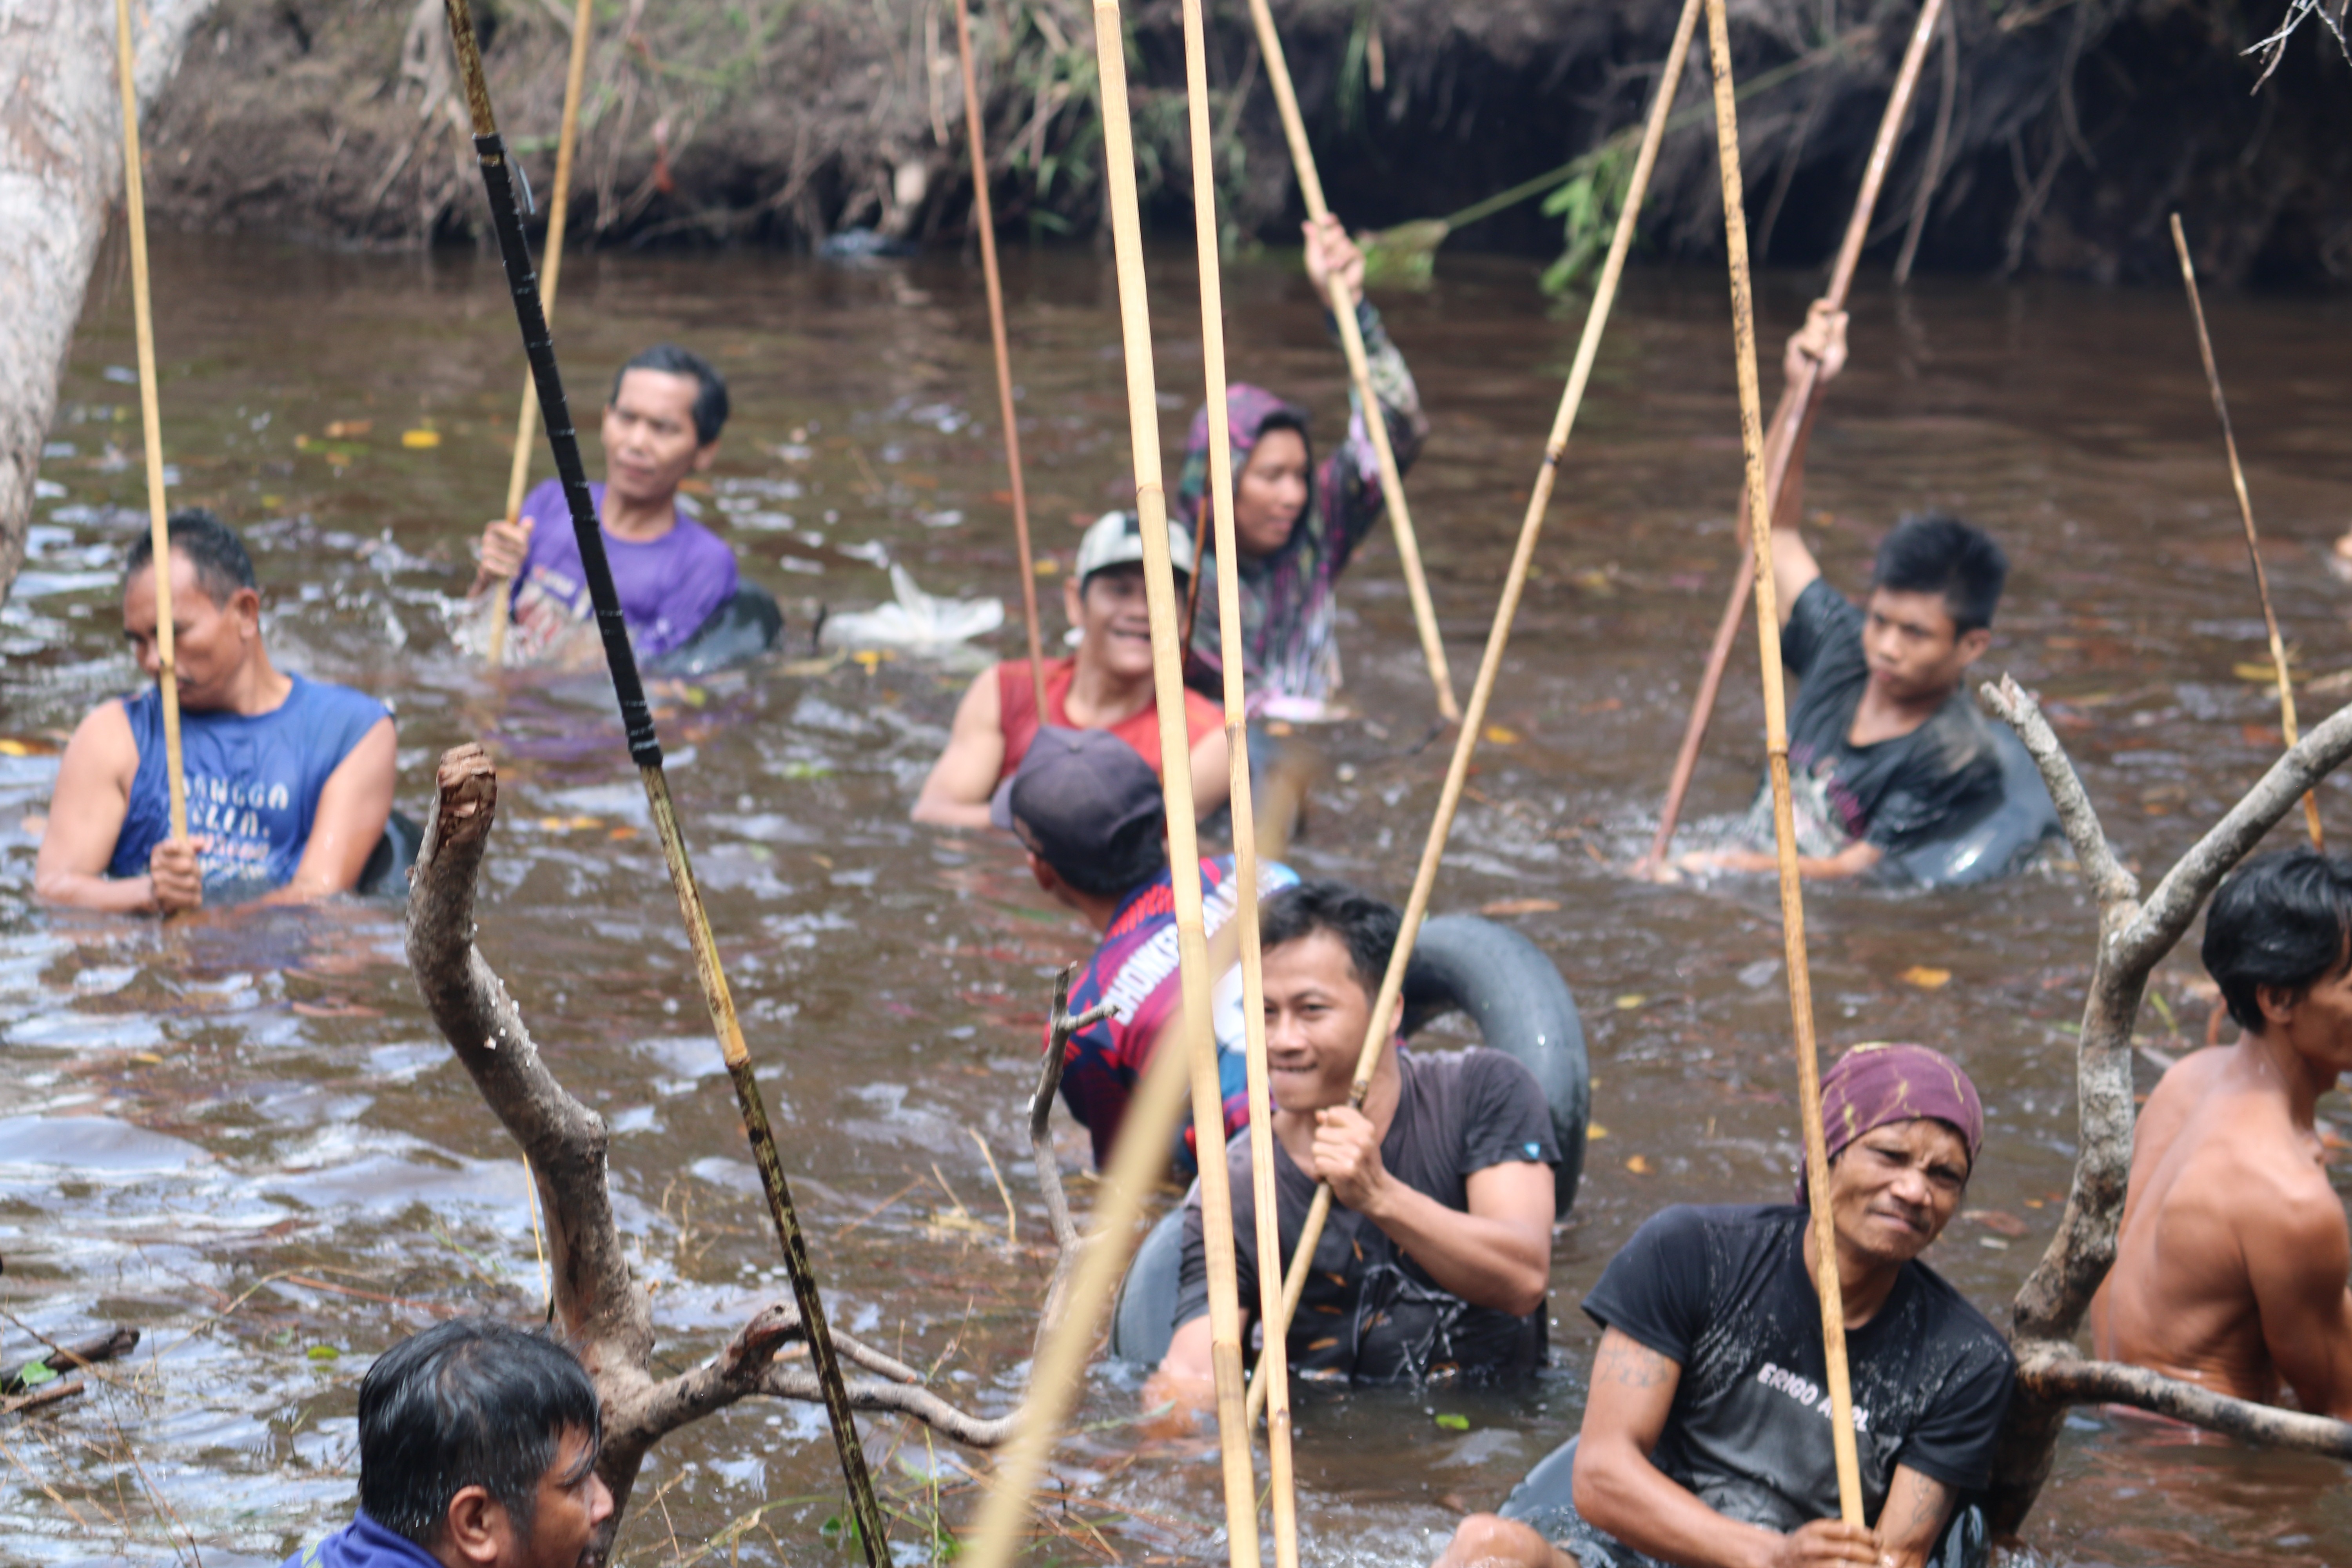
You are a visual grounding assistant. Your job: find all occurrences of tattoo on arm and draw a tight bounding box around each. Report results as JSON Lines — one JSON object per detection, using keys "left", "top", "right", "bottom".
{"left": 1903, "top": 1476, "right": 1951, "bottom": 1534}
{"left": 1593, "top": 1332, "right": 1674, "bottom": 1389}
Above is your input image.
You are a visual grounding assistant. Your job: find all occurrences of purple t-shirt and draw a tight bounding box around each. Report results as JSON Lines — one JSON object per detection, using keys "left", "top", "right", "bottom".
{"left": 507, "top": 479, "right": 738, "bottom": 661}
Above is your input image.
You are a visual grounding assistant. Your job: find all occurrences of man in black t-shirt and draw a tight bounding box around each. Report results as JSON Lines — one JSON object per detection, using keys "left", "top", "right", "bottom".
{"left": 1671, "top": 304, "right": 2009, "bottom": 882}
{"left": 1149, "top": 882, "right": 1558, "bottom": 1399}
{"left": 1437, "top": 1044, "right": 2014, "bottom": 1568}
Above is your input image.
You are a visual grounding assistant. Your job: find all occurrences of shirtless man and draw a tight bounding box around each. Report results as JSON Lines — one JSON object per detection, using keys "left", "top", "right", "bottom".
{"left": 2092, "top": 849, "right": 2352, "bottom": 1416}
{"left": 911, "top": 510, "right": 1227, "bottom": 828}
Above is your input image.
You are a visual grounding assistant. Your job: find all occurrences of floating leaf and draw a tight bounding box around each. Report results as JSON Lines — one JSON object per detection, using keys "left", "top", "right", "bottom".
{"left": 16, "top": 1360, "right": 56, "bottom": 1388}
{"left": 1898, "top": 965, "right": 1952, "bottom": 991}
{"left": 399, "top": 429, "right": 441, "bottom": 450}
{"left": 1033, "top": 558, "right": 1060, "bottom": 575}
{"left": 324, "top": 419, "right": 374, "bottom": 439}
{"left": 1625, "top": 1154, "right": 1653, "bottom": 1174}
{"left": 1586, "top": 1124, "right": 1610, "bottom": 1141}
{"left": 1479, "top": 897, "right": 1560, "bottom": 917}
{"left": 1433, "top": 1412, "right": 1471, "bottom": 1431}
{"left": 1613, "top": 994, "right": 1647, "bottom": 1011}
{"left": 2234, "top": 659, "right": 2291, "bottom": 683}
{"left": 1962, "top": 1208, "right": 2029, "bottom": 1238}
{"left": 1483, "top": 724, "right": 1523, "bottom": 745}
{"left": 307, "top": 1345, "right": 340, "bottom": 1362}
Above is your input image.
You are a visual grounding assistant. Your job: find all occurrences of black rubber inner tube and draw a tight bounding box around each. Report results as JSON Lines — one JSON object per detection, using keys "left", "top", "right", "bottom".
{"left": 644, "top": 584, "right": 786, "bottom": 679}
{"left": 1881, "top": 722, "right": 2060, "bottom": 889}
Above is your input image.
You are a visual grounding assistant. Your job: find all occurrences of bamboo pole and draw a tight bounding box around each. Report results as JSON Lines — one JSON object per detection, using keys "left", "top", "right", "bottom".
{"left": 483, "top": 0, "right": 597, "bottom": 668}
{"left": 1637, "top": 0, "right": 1946, "bottom": 875}
{"left": 1245, "top": 0, "right": 1705, "bottom": 1426}
{"left": 436, "top": 4, "right": 887, "bottom": 1559}
{"left": 2169, "top": 213, "right": 2321, "bottom": 850}
{"left": 112, "top": 0, "right": 185, "bottom": 848}
{"left": 1238, "top": 0, "right": 1459, "bottom": 723}
{"left": 952, "top": 0, "right": 1048, "bottom": 716}
{"left": 1182, "top": 0, "right": 1297, "bottom": 1557}
{"left": 1702, "top": 0, "right": 1864, "bottom": 1524}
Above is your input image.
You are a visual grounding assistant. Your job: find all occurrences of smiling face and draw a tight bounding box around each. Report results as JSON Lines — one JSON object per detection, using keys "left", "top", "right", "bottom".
{"left": 1823, "top": 1117, "right": 1970, "bottom": 1269}
{"left": 1063, "top": 564, "right": 1160, "bottom": 681}
{"left": 1261, "top": 929, "right": 1382, "bottom": 1114}
{"left": 598, "top": 368, "right": 716, "bottom": 506}
{"left": 1232, "top": 426, "right": 1309, "bottom": 557}
{"left": 1860, "top": 587, "right": 1991, "bottom": 706}
{"left": 122, "top": 552, "right": 261, "bottom": 711}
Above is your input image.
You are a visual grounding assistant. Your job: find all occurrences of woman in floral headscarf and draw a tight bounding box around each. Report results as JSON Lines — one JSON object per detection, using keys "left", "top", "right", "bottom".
{"left": 1176, "top": 215, "right": 1428, "bottom": 720}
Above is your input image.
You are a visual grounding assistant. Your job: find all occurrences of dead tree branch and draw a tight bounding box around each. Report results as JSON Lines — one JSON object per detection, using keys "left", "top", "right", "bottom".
{"left": 1976, "top": 677, "right": 2352, "bottom": 1531}
{"left": 406, "top": 744, "right": 1053, "bottom": 1560}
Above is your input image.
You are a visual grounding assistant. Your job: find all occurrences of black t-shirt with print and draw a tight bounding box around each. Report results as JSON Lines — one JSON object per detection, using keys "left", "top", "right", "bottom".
{"left": 1762, "top": 577, "right": 2002, "bottom": 855}
{"left": 1582, "top": 1204, "right": 2014, "bottom": 1534}
{"left": 1174, "top": 1047, "right": 1559, "bottom": 1383}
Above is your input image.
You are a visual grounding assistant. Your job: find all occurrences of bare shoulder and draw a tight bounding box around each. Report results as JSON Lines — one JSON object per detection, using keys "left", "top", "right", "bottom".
{"left": 59, "top": 699, "right": 138, "bottom": 778}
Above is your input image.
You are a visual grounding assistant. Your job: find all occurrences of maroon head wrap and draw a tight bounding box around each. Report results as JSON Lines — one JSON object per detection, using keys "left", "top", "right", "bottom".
{"left": 1801, "top": 1043, "right": 1984, "bottom": 1198}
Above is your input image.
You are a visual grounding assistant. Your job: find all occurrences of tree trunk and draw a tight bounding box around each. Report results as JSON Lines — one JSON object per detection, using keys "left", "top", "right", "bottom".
{"left": 0, "top": 0, "right": 214, "bottom": 606}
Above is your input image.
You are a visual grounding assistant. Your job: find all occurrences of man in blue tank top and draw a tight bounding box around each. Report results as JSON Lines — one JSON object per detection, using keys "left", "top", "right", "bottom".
{"left": 470, "top": 343, "right": 740, "bottom": 665}
{"left": 34, "top": 510, "right": 396, "bottom": 913}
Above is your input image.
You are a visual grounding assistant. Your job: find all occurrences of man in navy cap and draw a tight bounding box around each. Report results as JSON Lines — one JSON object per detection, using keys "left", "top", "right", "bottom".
{"left": 1001, "top": 726, "right": 1294, "bottom": 1171}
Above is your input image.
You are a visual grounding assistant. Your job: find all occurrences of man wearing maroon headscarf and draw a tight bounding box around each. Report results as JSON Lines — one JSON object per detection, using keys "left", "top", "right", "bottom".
{"left": 1437, "top": 1044, "right": 2014, "bottom": 1568}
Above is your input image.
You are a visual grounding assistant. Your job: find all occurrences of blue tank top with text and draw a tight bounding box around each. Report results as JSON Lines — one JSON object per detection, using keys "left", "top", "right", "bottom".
{"left": 109, "top": 676, "right": 390, "bottom": 887}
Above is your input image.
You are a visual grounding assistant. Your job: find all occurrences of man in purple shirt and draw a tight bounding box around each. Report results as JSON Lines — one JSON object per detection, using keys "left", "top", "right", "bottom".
{"left": 472, "top": 343, "right": 739, "bottom": 665}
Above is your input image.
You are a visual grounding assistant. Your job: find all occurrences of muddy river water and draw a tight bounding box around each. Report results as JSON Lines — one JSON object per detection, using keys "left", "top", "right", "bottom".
{"left": 4, "top": 236, "right": 2350, "bottom": 1567}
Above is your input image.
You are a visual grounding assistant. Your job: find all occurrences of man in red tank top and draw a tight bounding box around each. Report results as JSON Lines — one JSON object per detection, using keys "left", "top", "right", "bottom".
{"left": 913, "top": 510, "right": 1228, "bottom": 829}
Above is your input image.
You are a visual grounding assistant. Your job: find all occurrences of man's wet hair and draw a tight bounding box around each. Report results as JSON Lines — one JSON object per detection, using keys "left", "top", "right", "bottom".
{"left": 356, "top": 1317, "right": 601, "bottom": 1548}
{"left": 122, "top": 508, "right": 257, "bottom": 606}
{"left": 2203, "top": 849, "right": 2352, "bottom": 1033}
{"left": 1872, "top": 511, "right": 2007, "bottom": 635}
{"left": 1260, "top": 880, "right": 1401, "bottom": 996}
{"left": 613, "top": 343, "right": 730, "bottom": 445}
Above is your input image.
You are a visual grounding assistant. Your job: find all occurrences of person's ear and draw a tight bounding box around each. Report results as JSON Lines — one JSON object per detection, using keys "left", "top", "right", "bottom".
{"left": 1027, "top": 852, "right": 1057, "bottom": 895}
{"left": 231, "top": 586, "right": 263, "bottom": 637}
{"left": 2256, "top": 982, "right": 2300, "bottom": 1031}
{"left": 438, "top": 1484, "right": 507, "bottom": 1568}
{"left": 1955, "top": 627, "right": 1992, "bottom": 666}
{"left": 1063, "top": 573, "right": 1085, "bottom": 627}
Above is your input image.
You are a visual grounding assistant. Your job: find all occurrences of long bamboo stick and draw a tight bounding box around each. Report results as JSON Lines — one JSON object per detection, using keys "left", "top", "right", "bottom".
{"left": 1239, "top": 0, "right": 1458, "bottom": 722}
{"left": 436, "top": 5, "right": 886, "bottom": 1559}
{"left": 1702, "top": 0, "right": 1863, "bottom": 1523}
{"left": 1245, "top": 0, "right": 1705, "bottom": 1426}
{"left": 112, "top": 0, "right": 185, "bottom": 849}
{"left": 1637, "top": 0, "right": 1946, "bottom": 875}
{"left": 2169, "top": 214, "right": 2321, "bottom": 851}
{"left": 1181, "top": 0, "right": 1297, "bottom": 1557}
{"left": 952, "top": 0, "right": 1048, "bottom": 716}
{"left": 483, "top": 0, "right": 597, "bottom": 668}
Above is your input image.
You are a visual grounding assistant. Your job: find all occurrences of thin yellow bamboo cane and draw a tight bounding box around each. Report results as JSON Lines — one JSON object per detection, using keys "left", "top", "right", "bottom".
{"left": 1701, "top": 0, "right": 1863, "bottom": 1524}
{"left": 484, "top": 0, "right": 597, "bottom": 668}
{"left": 2169, "top": 213, "right": 2321, "bottom": 850}
{"left": 1180, "top": 0, "right": 1297, "bottom": 1557}
{"left": 112, "top": 0, "right": 185, "bottom": 847}
{"left": 953, "top": 0, "right": 1049, "bottom": 716}
{"left": 1239, "top": 0, "right": 1458, "bottom": 722}
{"left": 1245, "top": 0, "right": 1706, "bottom": 1426}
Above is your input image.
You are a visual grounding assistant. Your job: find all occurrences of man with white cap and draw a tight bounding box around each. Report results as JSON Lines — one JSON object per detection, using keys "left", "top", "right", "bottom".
{"left": 913, "top": 510, "right": 1227, "bottom": 828}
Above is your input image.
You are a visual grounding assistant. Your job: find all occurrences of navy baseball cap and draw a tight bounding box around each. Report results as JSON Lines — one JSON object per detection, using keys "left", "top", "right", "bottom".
{"left": 991, "top": 727, "right": 1169, "bottom": 896}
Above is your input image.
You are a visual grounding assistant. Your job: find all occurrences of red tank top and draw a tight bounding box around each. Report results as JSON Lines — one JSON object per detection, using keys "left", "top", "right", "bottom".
{"left": 996, "top": 657, "right": 1222, "bottom": 784}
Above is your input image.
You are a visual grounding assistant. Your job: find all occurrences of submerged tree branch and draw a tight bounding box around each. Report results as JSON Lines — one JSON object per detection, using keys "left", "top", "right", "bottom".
{"left": 407, "top": 744, "right": 1053, "bottom": 1562}
{"left": 2016, "top": 1343, "right": 2352, "bottom": 1457}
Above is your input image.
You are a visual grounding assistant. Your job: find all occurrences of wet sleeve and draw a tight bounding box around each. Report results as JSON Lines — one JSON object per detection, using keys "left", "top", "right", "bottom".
{"left": 1322, "top": 299, "right": 1428, "bottom": 559}
{"left": 1778, "top": 577, "right": 1860, "bottom": 683}
{"left": 509, "top": 478, "right": 568, "bottom": 606}
{"left": 1861, "top": 713, "right": 2004, "bottom": 854}
{"left": 1578, "top": 1206, "right": 1712, "bottom": 1365}
{"left": 1886, "top": 1336, "right": 2014, "bottom": 1493}
{"left": 1458, "top": 1049, "right": 1561, "bottom": 1174}
{"left": 641, "top": 525, "right": 742, "bottom": 660}
{"left": 1172, "top": 1147, "right": 1263, "bottom": 1336}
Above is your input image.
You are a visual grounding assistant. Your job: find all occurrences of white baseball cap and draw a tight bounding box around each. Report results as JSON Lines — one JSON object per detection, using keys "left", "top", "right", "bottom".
{"left": 1073, "top": 509, "right": 1200, "bottom": 586}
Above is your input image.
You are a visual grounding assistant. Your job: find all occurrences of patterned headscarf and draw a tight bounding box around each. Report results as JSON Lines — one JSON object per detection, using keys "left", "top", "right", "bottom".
{"left": 1174, "top": 383, "right": 1314, "bottom": 544}
{"left": 1806, "top": 1042, "right": 1984, "bottom": 1196}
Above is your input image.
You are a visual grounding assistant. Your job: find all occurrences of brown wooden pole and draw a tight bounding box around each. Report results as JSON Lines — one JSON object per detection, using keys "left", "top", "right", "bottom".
{"left": 1182, "top": 0, "right": 1298, "bottom": 1555}
{"left": 1638, "top": 0, "right": 1946, "bottom": 873}
{"left": 483, "top": 0, "right": 596, "bottom": 668}
{"left": 2169, "top": 214, "right": 2321, "bottom": 849}
{"left": 1703, "top": 0, "right": 1864, "bottom": 1523}
{"left": 1239, "top": 0, "right": 1459, "bottom": 722}
{"left": 1245, "top": 0, "right": 1705, "bottom": 1424}
{"left": 112, "top": 0, "right": 185, "bottom": 847}
{"left": 953, "top": 0, "right": 1048, "bottom": 717}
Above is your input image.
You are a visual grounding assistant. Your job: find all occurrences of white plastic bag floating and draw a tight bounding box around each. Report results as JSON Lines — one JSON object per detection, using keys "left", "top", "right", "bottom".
{"left": 819, "top": 563, "right": 1004, "bottom": 654}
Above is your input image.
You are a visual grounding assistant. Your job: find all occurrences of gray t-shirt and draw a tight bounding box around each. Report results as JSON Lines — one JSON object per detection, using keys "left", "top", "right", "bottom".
{"left": 1174, "top": 1047, "right": 1559, "bottom": 1384}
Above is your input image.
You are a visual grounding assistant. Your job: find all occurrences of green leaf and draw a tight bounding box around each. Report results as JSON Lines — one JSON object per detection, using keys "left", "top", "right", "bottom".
{"left": 16, "top": 1360, "right": 57, "bottom": 1389}
{"left": 307, "top": 1345, "right": 341, "bottom": 1362}
{"left": 1433, "top": 1411, "right": 1471, "bottom": 1431}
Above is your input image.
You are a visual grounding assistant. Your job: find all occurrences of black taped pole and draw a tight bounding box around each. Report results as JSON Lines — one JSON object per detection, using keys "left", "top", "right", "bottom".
{"left": 436, "top": 2, "right": 890, "bottom": 1558}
